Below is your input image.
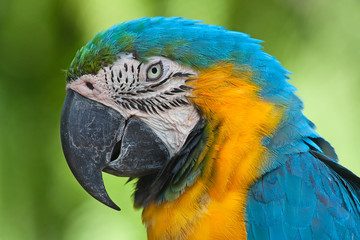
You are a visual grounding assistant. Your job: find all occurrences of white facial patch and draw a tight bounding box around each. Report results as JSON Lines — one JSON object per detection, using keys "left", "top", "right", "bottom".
{"left": 66, "top": 54, "right": 200, "bottom": 156}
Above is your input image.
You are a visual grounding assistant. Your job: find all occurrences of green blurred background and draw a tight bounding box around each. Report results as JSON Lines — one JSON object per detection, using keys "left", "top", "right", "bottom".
{"left": 0, "top": 0, "right": 359, "bottom": 239}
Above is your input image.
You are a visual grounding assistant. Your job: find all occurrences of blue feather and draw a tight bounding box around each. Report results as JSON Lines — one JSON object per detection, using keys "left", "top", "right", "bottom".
{"left": 246, "top": 152, "right": 360, "bottom": 239}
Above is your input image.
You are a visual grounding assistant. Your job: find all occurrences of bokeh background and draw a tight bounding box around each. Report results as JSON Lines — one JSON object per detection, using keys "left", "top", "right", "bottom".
{"left": 0, "top": 0, "right": 359, "bottom": 239}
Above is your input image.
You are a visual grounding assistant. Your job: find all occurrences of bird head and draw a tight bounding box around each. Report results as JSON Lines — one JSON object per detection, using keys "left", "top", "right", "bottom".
{"left": 61, "top": 17, "right": 310, "bottom": 210}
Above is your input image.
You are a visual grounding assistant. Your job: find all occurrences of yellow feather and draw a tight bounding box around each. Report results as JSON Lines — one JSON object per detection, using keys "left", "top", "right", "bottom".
{"left": 142, "top": 64, "right": 283, "bottom": 240}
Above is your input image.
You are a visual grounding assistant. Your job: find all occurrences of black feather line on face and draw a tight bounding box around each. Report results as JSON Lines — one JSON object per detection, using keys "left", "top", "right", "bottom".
{"left": 156, "top": 105, "right": 165, "bottom": 112}
{"left": 151, "top": 105, "right": 158, "bottom": 114}
{"left": 129, "top": 102, "right": 137, "bottom": 109}
{"left": 136, "top": 63, "right": 142, "bottom": 82}
{"left": 129, "top": 77, "right": 135, "bottom": 88}
{"left": 116, "top": 93, "right": 190, "bottom": 113}
{"left": 171, "top": 88, "right": 184, "bottom": 93}
{"left": 134, "top": 118, "right": 208, "bottom": 207}
{"left": 169, "top": 102, "right": 178, "bottom": 107}
{"left": 179, "top": 85, "right": 192, "bottom": 90}
{"left": 161, "top": 103, "right": 170, "bottom": 109}
{"left": 172, "top": 72, "right": 193, "bottom": 78}
{"left": 145, "top": 104, "right": 153, "bottom": 113}
{"left": 105, "top": 70, "right": 109, "bottom": 85}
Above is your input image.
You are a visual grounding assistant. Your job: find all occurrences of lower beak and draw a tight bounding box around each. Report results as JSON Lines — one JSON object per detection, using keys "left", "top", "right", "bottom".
{"left": 60, "top": 90, "right": 170, "bottom": 210}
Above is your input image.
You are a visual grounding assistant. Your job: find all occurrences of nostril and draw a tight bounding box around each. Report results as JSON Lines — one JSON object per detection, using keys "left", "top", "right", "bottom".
{"left": 110, "top": 141, "right": 121, "bottom": 161}
{"left": 86, "top": 82, "right": 94, "bottom": 90}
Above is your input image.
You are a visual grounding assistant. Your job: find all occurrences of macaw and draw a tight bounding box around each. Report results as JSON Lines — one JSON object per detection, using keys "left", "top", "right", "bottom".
{"left": 60, "top": 17, "right": 360, "bottom": 239}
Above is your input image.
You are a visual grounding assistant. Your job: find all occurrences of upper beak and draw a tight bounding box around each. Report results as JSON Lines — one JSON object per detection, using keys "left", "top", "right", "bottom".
{"left": 60, "top": 90, "right": 170, "bottom": 210}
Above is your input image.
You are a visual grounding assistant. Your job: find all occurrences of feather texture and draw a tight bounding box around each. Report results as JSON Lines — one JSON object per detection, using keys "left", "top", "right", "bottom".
{"left": 246, "top": 152, "right": 360, "bottom": 239}
{"left": 66, "top": 17, "right": 360, "bottom": 239}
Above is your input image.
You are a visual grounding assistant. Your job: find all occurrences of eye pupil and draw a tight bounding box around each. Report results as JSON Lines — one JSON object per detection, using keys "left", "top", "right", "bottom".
{"left": 152, "top": 67, "right": 157, "bottom": 74}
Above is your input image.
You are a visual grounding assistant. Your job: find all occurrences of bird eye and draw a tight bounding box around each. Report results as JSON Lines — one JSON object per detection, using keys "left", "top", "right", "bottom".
{"left": 146, "top": 62, "right": 163, "bottom": 81}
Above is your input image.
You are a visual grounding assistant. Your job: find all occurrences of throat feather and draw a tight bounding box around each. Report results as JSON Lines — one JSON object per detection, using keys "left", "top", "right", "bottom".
{"left": 134, "top": 119, "right": 208, "bottom": 208}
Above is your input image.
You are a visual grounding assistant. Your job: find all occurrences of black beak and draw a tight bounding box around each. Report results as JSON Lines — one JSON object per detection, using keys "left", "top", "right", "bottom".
{"left": 60, "top": 90, "right": 170, "bottom": 210}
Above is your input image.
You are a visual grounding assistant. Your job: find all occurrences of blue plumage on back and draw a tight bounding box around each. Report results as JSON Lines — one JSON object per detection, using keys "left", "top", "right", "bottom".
{"left": 246, "top": 151, "right": 360, "bottom": 239}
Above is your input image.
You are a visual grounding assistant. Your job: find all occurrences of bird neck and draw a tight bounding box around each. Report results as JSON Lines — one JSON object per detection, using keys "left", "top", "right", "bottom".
{"left": 141, "top": 64, "right": 284, "bottom": 239}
